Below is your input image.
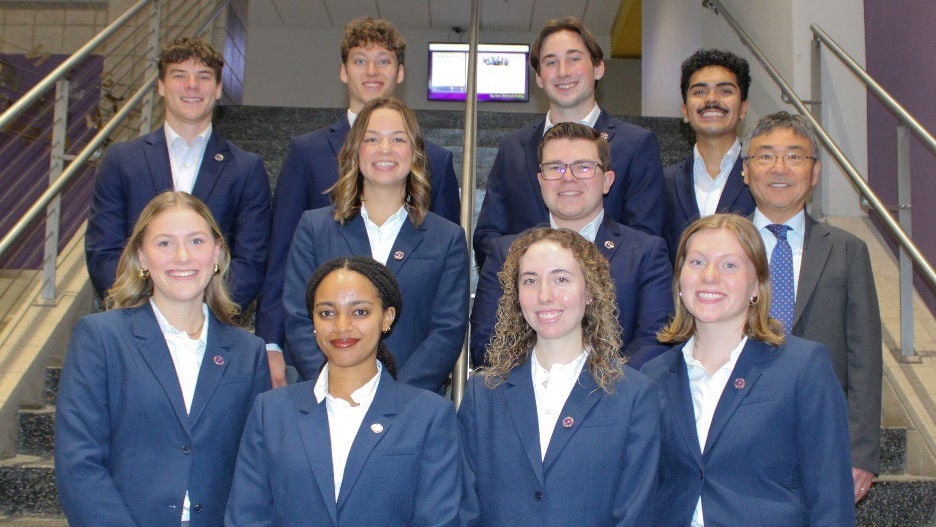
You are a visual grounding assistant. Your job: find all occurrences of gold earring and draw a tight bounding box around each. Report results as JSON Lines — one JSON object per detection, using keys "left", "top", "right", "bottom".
{"left": 213, "top": 263, "right": 220, "bottom": 274}
{"left": 750, "top": 295, "right": 758, "bottom": 305}
{"left": 137, "top": 267, "right": 149, "bottom": 280}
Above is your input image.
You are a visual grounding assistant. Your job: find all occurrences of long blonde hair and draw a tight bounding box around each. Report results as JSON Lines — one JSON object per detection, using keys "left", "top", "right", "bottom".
{"left": 657, "top": 213, "right": 784, "bottom": 345}
{"left": 329, "top": 97, "right": 431, "bottom": 226}
{"left": 106, "top": 191, "right": 239, "bottom": 325}
{"left": 481, "top": 228, "right": 624, "bottom": 393}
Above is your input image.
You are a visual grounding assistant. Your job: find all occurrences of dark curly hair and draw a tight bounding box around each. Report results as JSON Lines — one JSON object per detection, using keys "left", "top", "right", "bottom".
{"left": 305, "top": 256, "right": 402, "bottom": 378}
{"left": 340, "top": 17, "right": 406, "bottom": 66}
{"left": 679, "top": 49, "right": 750, "bottom": 102}
{"left": 158, "top": 37, "right": 224, "bottom": 82}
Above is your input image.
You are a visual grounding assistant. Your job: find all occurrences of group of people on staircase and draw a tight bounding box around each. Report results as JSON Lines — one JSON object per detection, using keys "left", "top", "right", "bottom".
{"left": 52, "top": 11, "right": 881, "bottom": 527}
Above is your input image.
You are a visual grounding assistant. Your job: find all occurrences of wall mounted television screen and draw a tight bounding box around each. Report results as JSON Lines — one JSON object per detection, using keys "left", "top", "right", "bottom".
{"left": 428, "top": 43, "right": 530, "bottom": 102}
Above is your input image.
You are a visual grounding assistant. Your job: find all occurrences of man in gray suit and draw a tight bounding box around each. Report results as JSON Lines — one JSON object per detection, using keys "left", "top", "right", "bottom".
{"left": 743, "top": 111, "right": 882, "bottom": 503}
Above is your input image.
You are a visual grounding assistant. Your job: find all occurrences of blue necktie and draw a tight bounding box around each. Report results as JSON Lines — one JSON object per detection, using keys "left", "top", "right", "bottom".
{"left": 767, "top": 224, "right": 795, "bottom": 335}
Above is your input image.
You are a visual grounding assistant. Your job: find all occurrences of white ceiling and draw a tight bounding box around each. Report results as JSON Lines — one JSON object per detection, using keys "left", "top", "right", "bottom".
{"left": 249, "top": 0, "right": 623, "bottom": 35}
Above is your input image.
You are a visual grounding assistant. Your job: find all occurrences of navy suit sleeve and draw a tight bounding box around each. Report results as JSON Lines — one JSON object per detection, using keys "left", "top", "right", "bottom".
{"left": 618, "top": 132, "right": 665, "bottom": 237}
{"left": 227, "top": 154, "right": 271, "bottom": 307}
{"left": 796, "top": 344, "right": 856, "bottom": 525}
{"left": 457, "top": 378, "right": 482, "bottom": 527}
{"left": 412, "top": 397, "right": 462, "bottom": 527}
{"left": 225, "top": 394, "right": 275, "bottom": 527}
{"left": 85, "top": 147, "right": 129, "bottom": 297}
{"left": 612, "top": 380, "right": 661, "bottom": 526}
{"left": 428, "top": 146, "right": 462, "bottom": 225}
{"left": 54, "top": 318, "right": 138, "bottom": 527}
{"left": 623, "top": 236, "right": 674, "bottom": 368}
{"left": 255, "top": 139, "right": 311, "bottom": 348}
{"left": 472, "top": 143, "right": 512, "bottom": 269}
{"left": 282, "top": 212, "right": 322, "bottom": 380}
{"left": 396, "top": 227, "right": 470, "bottom": 391}
{"left": 468, "top": 239, "right": 506, "bottom": 367}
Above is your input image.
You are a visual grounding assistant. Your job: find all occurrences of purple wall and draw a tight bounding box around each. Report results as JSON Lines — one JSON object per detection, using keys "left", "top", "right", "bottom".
{"left": 865, "top": 2, "right": 936, "bottom": 316}
{"left": 0, "top": 54, "right": 100, "bottom": 269}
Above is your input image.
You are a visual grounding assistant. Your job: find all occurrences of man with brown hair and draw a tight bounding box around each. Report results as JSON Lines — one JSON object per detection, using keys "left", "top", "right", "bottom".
{"left": 255, "top": 17, "right": 460, "bottom": 386}
{"left": 473, "top": 16, "right": 665, "bottom": 268}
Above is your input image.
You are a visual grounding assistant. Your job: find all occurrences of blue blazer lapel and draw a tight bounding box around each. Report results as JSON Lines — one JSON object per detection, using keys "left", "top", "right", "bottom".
{"left": 663, "top": 346, "right": 704, "bottom": 465}
{"left": 594, "top": 110, "right": 617, "bottom": 144}
{"left": 794, "top": 216, "right": 832, "bottom": 328}
{"left": 337, "top": 368, "right": 398, "bottom": 510}
{"left": 294, "top": 383, "right": 339, "bottom": 523}
{"left": 541, "top": 368, "right": 602, "bottom": 471}
{"left": 328, "top": 117, "right": 350, "bottom": 157}
{"left": 504, "top": 361, "right": 545, "bottom": 485}
{"left": 596, "top": 216, "right": 623, "bottom": 261}
{"left": 715, "top": 156, "right": 745, "bottom": 212}
{"left": 191, "top": 130, "right": 229, "bottom": 200}
{"left": 187, "top": 312, "right": 230, "bottom": 425}
{"left": 703, "top": 339, "right": 772, "bottom": 456}
{"left": 523, "top": 122, "right": 549, "bottom": 216}
{"left": 384, "top": 218, "right": 425, "bottom": 275}
{"left": 142, "top": 129, "right": 173, "bottom": 194}
{"left": 131, "top": 304, "right": 189, "bottom": 429}
{"left": 338, "top": 215, "right": 374, "bottom": 256}
{"left": 674, "top": 158, "right": 700, "bottom": 222}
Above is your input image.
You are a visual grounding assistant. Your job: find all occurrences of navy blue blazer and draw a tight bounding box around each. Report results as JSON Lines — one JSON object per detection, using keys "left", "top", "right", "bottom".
{"left": 277, "top": 206, "right": 469, "bottom": 391}
{"left": 473, "top": 110, "right": 665, "bottom": 268}
{"left": 662, "top": 154, "right": 755, "bottom": 261}
{"left": 641, "top": 336, "right": 855, "bottom": 527}
{"left": 458, "top": 363, "right": 660, "bottom": 526}
{"left": 225, "top": 367, "right": 461, "bottom": 527}
{"left": 54, "top": 304, "right": 271, "bottom": 527}
{"left": 257, "top": 118, "right": 460, "bottom": 349}
{"left": 85, "top": 128, "right": 271, "bottom": 308}
{"left": 469, "top": 216, "right": 673, "bottom": 369}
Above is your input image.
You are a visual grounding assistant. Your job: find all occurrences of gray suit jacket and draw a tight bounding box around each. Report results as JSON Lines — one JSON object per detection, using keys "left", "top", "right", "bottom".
{"left": 792, "top": 214, "right": 882, "bottom": 473}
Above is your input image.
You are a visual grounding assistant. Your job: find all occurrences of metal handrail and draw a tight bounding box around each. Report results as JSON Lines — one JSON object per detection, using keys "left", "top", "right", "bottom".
{"left": 452, "top": 0, "right": 481, "bottom": 407}
{"left": 810, "top": 24, "right": 936, "bottom": 158}
{"left": 0, "top": 0, "right": 152, "bottom": 131}
{"left": 702, "top": 0, "right": 936, "bottom": 291}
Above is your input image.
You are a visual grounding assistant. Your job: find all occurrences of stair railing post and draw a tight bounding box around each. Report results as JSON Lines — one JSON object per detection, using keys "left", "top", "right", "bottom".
{"left": 809, "top": 32, "right": 824, "bottom": 219}
{"left": 38, "top": 79, "right": 70, "bottom": 304}
{"left": 139, "top": 0, "right": 161, "bottom": 135}
{"left": 897, "top": 124, "right": 916, "bottom": 360}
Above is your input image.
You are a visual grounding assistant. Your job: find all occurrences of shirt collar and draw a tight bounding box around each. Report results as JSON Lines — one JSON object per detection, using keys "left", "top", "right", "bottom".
{"left": 549, "top": 209, "right": 604, "bottom": 243}
{"left": 149, "top": 298, "right": 209, "bottom": 344}
{"left": 347, "top": 109, "right": 358, "bottom": 128}
{"left": 164, "top": 121, "right": 211, "bottom": 148}
{"left": 530, "top": 347, "right": 588, "bottom": 387}
{"left": 360, "top": 203, "right": 408, "bottom": 227}
{"left": 313, "top": 361, "right": 383, "bottom": 405}
{"left": 544, "top": 103, "right": 601, "bottom": 135}
{"left": 692, "top": 138, "right": 741, "bottom": 176}
{"left": 681, "top": 335, "right": 748, "bottom": 372}
{"left": 752, "top": 208, "right": 806, "bottom": 236}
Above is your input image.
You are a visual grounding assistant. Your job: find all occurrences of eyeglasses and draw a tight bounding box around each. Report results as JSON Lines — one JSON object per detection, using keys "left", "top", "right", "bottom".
{"left": 539, "top": 161, "right": 603, "bottom": 180}
{"left": 743, "top": 152, "right": 818, "bottom": 168}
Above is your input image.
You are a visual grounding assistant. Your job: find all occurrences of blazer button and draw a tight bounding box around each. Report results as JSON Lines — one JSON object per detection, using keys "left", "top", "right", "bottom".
{"left": 193, "top": 503, "right": 202, "bottom": 512}
{"left": 534, "top": 491, "right": 543, "bottom": 501}
{"left": 182, "top": 445, "right": 192, "bottom": 454}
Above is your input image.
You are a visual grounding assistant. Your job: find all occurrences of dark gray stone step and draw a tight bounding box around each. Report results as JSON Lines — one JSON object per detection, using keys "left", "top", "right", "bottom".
{"left": 856, "top": 476, "right": 936, "bottom": 526}
{"left": 880, "top": 426, "right": 908, "bottom": 475}
{"left": 42, "top": 368, "right": 59, "bottom": 407}
{"left": 0, "top": 456, "right": 59, "bottom": 516}
{"left": 16, "top": 408, "right": 54, "bottom": 458}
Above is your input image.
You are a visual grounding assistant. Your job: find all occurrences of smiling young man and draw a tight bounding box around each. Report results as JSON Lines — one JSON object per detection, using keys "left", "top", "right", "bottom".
{"left": 85, "top": 37, "right": 270, "bottom": 311}
{"left": 470, "top": 123, "right": 673, "bottom": 369}
{"left": 662, "top": 49, "right": 756, "bottom": 262}
{"left": 255, "top": 17, "right": 460, "bottom": 387}
{"left": 473, "top": 16, "right": 665, "bottom": 269}
{"left": 744, "top": 111, "right": 882, "bottom": 504}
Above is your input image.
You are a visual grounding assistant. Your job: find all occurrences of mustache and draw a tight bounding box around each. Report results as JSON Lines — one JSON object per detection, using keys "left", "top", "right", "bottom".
{"left": 698, "top": 104, "right": 730, "bottom": 114}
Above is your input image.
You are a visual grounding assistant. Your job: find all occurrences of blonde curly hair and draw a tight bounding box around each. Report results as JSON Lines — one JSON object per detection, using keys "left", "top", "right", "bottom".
{"left": 481, "top": 228, "right": 625, "bottom": 393}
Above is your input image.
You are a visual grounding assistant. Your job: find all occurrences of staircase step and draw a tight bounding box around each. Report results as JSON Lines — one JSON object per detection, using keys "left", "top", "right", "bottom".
{"left": 880, "top": 426, "right": 908, "bottom": 475}
{"left": 0, "top": 515, "right": 67, "bottom": 526}
{"left": 16, "top": 408, "right": 54, "bottom": 458}
{"left": 42, "top": 368, "right": 59, "bottom": 407}
{"left": 0, "top": 456, "right": 59, "bottom": 516}
{"left": 856, "top": 475, "right": 936, "bottom": 526}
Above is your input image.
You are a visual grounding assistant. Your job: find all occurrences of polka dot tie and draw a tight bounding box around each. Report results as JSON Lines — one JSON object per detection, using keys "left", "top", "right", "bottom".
{"left": 767, "top": 224, "right": 795, "bottom": 335}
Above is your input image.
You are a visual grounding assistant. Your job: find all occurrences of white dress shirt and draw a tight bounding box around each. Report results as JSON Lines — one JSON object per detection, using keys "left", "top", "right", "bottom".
{"left": 164, "top": 122, "right": 211, "bottom": 194}
{"left": 313, "top": 362, "right": 382, "bottom": 500}
{"left": 683, "top": 335, "right": 748, "bottom": 527}
{"left": 550, "top": 209, "right": 604, "bottom": 243}
{"left": 347, "top": 109, "right": 358, "bottom": 128}
{"left": 753, "top": 208, "right": 807, "bottom": 296}
{"left": 693, "top": 139, "right": 742, "bottom": 217}
{"left": 360, "top": 204, "right": 408, "bottom": 265}
{"left": 150, "top": 299, "right": 208, "bottom": 522}
{"left": 530, "top": 348, "right": 588, "bottom": 461}
{"left": 544, "top": 103, "right": 601, "bottom": 134}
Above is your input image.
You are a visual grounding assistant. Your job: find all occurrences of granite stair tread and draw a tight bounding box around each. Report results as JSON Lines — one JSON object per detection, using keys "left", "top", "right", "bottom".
{"left": 16, "top": 407, "right": 55, "bottom": 458}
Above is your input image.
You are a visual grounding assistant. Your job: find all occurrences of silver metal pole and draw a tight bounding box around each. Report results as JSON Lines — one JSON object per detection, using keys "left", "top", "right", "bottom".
{"left": 139, "top": 0, "right": 161, "bottom": 135}
{"left": 808, "top": 33, "right": 823, "bottom": 219}
{"left": 896, "top": 125, "right": 915, "bottom": 359}
{"left": 452, "top": 0, "right": 481, "bottom": 408}
{"left": 38, "top": 79, "right": 70, "bottom": 304}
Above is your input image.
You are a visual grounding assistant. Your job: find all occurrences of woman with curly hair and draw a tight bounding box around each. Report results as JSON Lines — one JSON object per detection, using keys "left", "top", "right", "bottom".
{"left": 274, "top": 97, "right": 469, "bottom": 392}
{"left": 458, "top": 227, "right": 660, "bottom": 526}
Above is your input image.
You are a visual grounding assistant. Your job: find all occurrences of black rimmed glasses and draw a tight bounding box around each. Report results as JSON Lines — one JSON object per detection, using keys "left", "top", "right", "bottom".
{"left": 539, "top": 161, "right": 603, "bottom": 180}
{"left": 743, "top": 152, "right": 818, "bottom": 168}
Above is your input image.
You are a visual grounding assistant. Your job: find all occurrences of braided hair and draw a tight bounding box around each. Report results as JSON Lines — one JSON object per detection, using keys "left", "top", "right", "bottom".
{"left": 305, "top": 256, "right": 402, "bottom": 378}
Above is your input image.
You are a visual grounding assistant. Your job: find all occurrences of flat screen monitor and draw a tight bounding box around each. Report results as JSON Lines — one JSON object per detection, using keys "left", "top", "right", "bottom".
{"left": 428, "top": 43, "right": 530, "bottom": 102}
